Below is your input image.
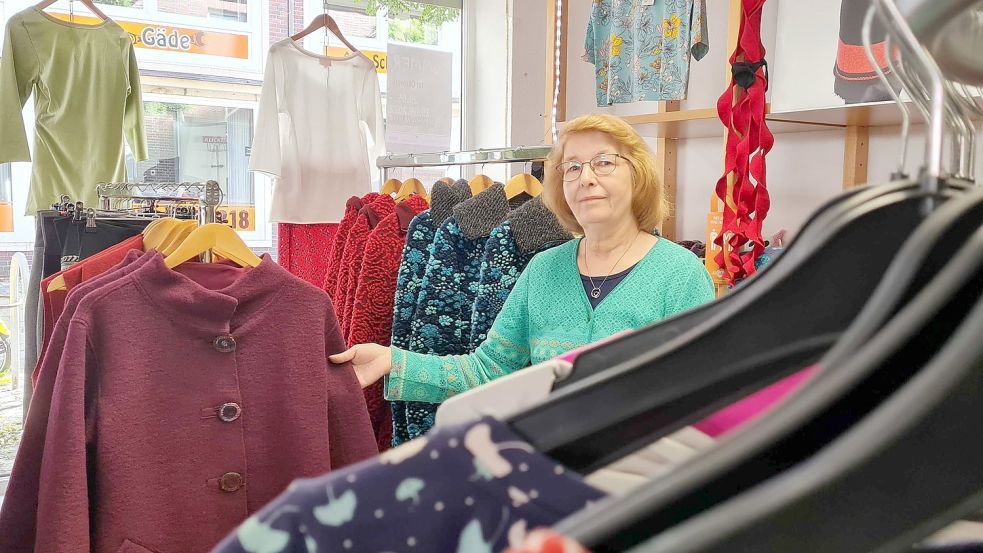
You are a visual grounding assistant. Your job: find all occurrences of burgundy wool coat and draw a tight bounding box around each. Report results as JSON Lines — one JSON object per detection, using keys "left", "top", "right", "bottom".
{"left": 0, "top": 253, "right": 376, "bottom": 553}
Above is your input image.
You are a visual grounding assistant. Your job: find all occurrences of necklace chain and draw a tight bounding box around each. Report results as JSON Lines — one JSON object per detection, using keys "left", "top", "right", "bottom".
{"left": 583, "top": 231, "right": 640, "bottom": 300}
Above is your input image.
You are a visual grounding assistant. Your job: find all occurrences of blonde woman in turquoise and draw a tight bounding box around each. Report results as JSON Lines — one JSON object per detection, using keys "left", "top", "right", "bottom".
{"left": 332, "top": 113, "right": 714, "bottom": 404}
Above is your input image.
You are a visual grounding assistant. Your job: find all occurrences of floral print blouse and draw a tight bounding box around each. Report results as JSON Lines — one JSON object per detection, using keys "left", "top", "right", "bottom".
{"left": 584, "top": 0, "right": 709, "bottom": 105}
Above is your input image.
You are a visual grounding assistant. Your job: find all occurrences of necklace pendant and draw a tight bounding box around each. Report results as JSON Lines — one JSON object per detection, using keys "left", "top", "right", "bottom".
{"left": 590, "top": 287, "right": 602, "bottom": 299}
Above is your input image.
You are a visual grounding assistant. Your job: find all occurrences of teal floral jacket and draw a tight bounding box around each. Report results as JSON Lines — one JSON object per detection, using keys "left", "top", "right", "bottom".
{"left": 584, "top": 0, "right": 710, "bottom": 105}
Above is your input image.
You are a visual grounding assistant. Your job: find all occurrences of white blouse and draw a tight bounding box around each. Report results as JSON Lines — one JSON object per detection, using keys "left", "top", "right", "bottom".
{"left": 250, "top": 39, "right": 385, "bottom": 223}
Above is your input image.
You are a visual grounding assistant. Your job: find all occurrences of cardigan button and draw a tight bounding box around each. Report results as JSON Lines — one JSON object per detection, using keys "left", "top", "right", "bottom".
{"left": 218, "top": 403, "right": 242, "bottom": 422}
{"left": 213, "top": 335, "right": 237, "bottom": 353}
{"left": 219, "top": 472, "right": 244, "bottom": 492}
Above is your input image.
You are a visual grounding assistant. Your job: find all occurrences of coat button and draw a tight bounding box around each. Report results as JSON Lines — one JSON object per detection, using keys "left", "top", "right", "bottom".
{"left": 220, "top": 472, "right": 244, "bottom": 492}
{"left": 218, "top": 403, "right": 242, "bottom": 422}
{"left": 213, "top": 335, "right": 237, "bottom": 353}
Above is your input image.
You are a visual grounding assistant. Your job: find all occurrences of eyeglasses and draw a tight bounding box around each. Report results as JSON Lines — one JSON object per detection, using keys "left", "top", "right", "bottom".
{"left": 555, "top": 153, "right": 629, "bottom": 181}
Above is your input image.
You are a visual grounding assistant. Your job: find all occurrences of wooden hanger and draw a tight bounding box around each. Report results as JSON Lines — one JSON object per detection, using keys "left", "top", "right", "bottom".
{"left": 395, "top": 178, "right": 427, "bottom": 202}
{"left": 290, "top": 13, "right": 371, "bottom": 63}
{"left": 381, "top": 178, "right": 402, "bottom": 196}
{"left": 156, "top": 219, "right": 199, "bottom": 255}
{"left": 469, "top": 174, "right": 494, "bottom": 196}
{"left": 164, "top": 223, "right": 262, "bottom": 269}
{"left": 437, "top": 177, "right": 455, "bottom": 186}
{"left": 35, "top": 0, "right": 109, "bottom": 21}
{"left": 505, "top": 173, "right": 542, "bottom": 199}
{"left": 142, "top": 218, "right": 182, "bottom": 251}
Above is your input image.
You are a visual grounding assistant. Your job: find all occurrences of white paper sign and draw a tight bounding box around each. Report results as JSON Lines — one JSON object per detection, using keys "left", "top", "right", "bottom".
{"left": 386, "top": 44, "right": 453, "bottom": 154}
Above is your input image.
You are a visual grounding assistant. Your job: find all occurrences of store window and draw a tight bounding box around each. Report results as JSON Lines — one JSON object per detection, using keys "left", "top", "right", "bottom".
{"left": 0, "top": 164, "right": 11, "bottom": 233}
{"left": 139, "top": 97, "right": 262, "bottom": 233}
{"left": 312, "top": 0, "right": 464, "bottom": 183}
{"left": 158, "top": 0, "right": 249, "bottom": 23}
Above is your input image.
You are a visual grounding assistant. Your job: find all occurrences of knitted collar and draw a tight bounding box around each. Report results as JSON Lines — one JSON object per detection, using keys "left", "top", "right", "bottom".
{"left": 507, "top": 196, "right": 573, "bottom": 253}
{"left": 397, "top": 195, "right": 431, "bottom": 232}
{"left": 450, "top": 179, "right": 474, "bottom": 204}
{"left": 453, "top": 182, "right": 511, "bottom": 240}
{"left": 429, "top": 181, "right": 464, "bottom": 225}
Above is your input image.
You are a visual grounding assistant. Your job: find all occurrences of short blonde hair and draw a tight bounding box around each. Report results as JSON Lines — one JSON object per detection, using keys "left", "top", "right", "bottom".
{"left": 542, "top": 113, "right": 669, "bottom": 235}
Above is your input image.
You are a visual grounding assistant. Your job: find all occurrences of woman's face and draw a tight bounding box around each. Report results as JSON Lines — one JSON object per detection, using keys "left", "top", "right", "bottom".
{"left": 561, "top": 130, "right": 636, "bottom": 232}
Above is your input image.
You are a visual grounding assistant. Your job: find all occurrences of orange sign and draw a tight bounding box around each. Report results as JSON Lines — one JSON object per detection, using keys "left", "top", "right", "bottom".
{"left": 51, "top": 13, "right": 249, "bottom": 59}
{"left": 325, "top": 46, "right": 387, "bottom": 73}
{"left": 215, "top": 205, "right": 257, "bottom": 232}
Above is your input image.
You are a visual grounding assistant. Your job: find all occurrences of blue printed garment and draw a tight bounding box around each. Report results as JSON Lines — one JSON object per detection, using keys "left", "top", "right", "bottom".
{"left": 211, "top": 416, "right": 605, "bottom": 553}
{"left": 469, "top": 197, "right": 571, "bottom": 350}
{"left": 403, "top": 184, "right": 529, "bottom": 442}
{"left": 584, "top": 0, "right": 709, "bottom": 105}
{"left": 390, "top": 181, "right": 472, "bottom": 447}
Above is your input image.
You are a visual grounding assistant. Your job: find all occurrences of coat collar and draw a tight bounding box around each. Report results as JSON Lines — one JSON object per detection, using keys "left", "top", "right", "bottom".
{"left": 453, "top": 182, "right": 511, "bottom": 240}
{"left": 131, "top": 252, "right": 288, "bottom": 333}
{"left": 396, "top": 195, "right": 430, "bottom": 232}
{"left": 430, "top": 180, "right": 472, "bottom": 225}
{"left": 506, "top": 196, "right": 572, "bottom": 253}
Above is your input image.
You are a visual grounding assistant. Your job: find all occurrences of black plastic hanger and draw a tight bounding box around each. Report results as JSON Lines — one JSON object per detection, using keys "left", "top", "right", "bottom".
{"left": 557, "top": 186, "right": 983, "bottom": 552}
{"left": 508, "top": 184, "right": 966, "bottom": 475}
{"left": 629, "top": 224, "right": 983, "bottom": 553}
{"left": 561, "top": 181, "right": 898, "bottom": 387}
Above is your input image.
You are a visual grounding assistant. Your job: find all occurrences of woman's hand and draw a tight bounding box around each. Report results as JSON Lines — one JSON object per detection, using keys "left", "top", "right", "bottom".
{"left": 329, "top": 344, "right": 393, "bottom": 389}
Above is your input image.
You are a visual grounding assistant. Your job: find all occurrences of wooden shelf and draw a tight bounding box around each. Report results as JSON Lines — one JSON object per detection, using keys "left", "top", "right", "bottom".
{"left": 560, "top": 100, "right": 967, "bottom": 139}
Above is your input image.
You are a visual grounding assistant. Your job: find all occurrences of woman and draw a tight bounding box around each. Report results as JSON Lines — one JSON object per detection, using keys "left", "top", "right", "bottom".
{"left": 331, "top": 113, "right": 715, "bottom": 402}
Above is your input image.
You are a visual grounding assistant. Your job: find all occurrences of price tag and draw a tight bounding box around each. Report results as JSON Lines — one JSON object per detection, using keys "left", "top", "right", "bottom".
{"left": 215, "top": 205, "right": 257, "bottom": 232}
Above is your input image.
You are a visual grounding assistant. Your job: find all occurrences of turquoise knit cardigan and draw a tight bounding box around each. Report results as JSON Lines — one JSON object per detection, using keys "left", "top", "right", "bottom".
{"left": 385, "top": 237, "right": 716, "bottom": 404}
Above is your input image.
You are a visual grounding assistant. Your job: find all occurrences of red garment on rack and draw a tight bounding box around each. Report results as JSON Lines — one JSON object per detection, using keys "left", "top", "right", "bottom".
{"left": 322, "top": 193, "right": 378, "bottom": 298}
{"left": 348, "top": 195, "right": 429, "bottom": 451}
{"left": 714, "top": 0, "right": 774, "bottom": 284}
{"left": 35, "top": 234, "right": 145, "bottom": 387}
{"left": 335, "top": 194, "right": 397, "bottom": 337}
{"left": 276, "top": 222, "right": 339, "bottom": 287}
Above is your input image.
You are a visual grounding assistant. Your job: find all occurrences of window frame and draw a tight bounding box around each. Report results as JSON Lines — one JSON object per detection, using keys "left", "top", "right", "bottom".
{"left": 142, "top": 92, "right": 271, "bottom": 247}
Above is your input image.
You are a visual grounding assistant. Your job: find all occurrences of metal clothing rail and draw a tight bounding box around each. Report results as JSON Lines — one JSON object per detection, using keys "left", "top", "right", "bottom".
{"left": 96, "top": 180, "right": 224, "bottom": 226}
{"left": 377, "top": 145, "right": 552, "bottom": 168}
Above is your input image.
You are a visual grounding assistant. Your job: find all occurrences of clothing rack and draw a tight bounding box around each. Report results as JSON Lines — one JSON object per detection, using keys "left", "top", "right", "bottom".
{"left": 95, "top": 180, "right": 224, "bottom": 226}
{"left": 377, "top": 146, "right": 552, "bottom": 181}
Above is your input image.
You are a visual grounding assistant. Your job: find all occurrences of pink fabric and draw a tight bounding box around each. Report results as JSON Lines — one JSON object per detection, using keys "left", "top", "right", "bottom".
{"left": 560, "top": 336, "right": 817, "bottom": 437}
{"left": 694, "top": 367, "right": 817, "bottom": 437}
{"left": 558, "top": 330, "right": 633, "bottom": 363}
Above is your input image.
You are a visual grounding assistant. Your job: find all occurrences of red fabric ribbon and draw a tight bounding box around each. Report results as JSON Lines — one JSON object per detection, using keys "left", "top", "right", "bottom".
{"left": 714, "top": 0, "right": 774, "bottom": 283}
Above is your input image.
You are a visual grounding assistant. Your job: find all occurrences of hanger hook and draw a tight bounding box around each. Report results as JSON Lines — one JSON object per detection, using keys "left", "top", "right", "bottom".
{"left": 864, "top": 6, "right": 909, "bottom": 180}
{"left": 875, "top": 0, "right": 945, "bottom": 202}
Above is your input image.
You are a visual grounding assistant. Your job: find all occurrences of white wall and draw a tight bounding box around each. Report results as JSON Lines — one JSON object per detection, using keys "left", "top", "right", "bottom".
{"left": 507, "top": 1, "right": 976, "bottom": 244}
{"left": 508, "top": 0, "right": 548, "bottom": 147}
{"left": 464, "top": 0, "right": 511, "bottom": 182}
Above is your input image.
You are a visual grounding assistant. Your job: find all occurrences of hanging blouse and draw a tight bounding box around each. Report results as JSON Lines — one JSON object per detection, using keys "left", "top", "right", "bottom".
{"left": 250, "top": 39, "right": 385, "bottom": 224}
{"left": 0, "top": 8, "right": 147, "bottom": 214}
{"left": 584, "top": 0, "right": 709, "bottom": 105}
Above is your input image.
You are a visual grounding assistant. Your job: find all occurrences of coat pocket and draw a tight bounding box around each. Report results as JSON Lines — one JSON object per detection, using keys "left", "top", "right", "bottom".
{"left": 116, "top": 539, "right": 160, "bottom": 553}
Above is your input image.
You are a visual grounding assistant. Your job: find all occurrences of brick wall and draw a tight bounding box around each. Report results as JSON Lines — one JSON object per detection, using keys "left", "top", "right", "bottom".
{"left": 269, "top": 0, "right": 305, "bottom": 46}
{"left": 138, "top": 114, "right": 178, "bottom": 183}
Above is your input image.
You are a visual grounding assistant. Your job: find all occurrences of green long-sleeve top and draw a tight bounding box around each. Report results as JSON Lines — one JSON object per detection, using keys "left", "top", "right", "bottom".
{"left": 385, "top": 237, "right": 716, "bottom": 404}
{"left": 0, "top": 8, "right": 147, "bottom": 214}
